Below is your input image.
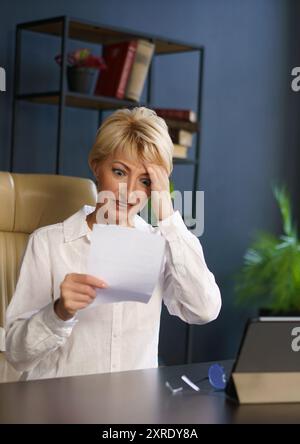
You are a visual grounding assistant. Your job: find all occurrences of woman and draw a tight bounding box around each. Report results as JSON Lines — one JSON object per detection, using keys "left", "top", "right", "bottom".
{"left": 5, "top": 107, "right": 221, "bottom": 381}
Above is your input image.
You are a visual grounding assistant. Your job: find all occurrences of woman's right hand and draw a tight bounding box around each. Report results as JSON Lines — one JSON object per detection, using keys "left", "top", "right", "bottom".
{"left": 54, "top": 273, "right": 108, "bottom": 321}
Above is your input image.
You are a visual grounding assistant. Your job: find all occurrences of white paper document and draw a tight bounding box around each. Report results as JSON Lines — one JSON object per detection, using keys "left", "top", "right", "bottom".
{"left": 87, "top": 223, "right": 166, "bottom": 305}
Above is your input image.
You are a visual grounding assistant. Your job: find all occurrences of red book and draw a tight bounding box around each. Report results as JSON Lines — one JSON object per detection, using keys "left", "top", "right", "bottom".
{"left": 153, "top": 108, "right": 197, "bottom": 122}
{"left": 95, "top": 41, "right": 138, "bottom": 99}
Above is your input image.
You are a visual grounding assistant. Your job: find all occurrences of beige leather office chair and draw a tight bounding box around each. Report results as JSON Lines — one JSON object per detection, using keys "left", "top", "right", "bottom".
{"left": 0, "top": 171, "right": 97, "bottom": 382}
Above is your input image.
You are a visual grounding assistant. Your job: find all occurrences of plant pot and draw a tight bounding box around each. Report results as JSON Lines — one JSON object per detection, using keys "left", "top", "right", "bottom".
{"left": 67, "top": 67, "right": 99, "bottom": 94}
{"left": 259, "top": 308, "right": 300, "bottom": 317}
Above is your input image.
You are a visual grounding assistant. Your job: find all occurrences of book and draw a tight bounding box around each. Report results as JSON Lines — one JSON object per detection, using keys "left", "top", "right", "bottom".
{"left": 124, "top": 39, "right": 155, "bottom": 101}
{"left": 169, "top": 128, "right": 193, "bottom": 147}
{"left": 164, "top": 118, "right": 199, "bottom": 132}
{"left": 154, "top": 108, "right": 197, "bottom": 123}
{"left": 94, "top": 40, "right": 138, "bottom": 99}
{"left": 173, "top": 144, "right": 190, "bottom": 159}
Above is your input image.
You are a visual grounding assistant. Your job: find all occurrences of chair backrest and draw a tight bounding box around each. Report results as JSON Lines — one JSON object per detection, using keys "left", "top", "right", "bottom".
{"left": 0, "top": 171, "right": 97, "bottom": 354}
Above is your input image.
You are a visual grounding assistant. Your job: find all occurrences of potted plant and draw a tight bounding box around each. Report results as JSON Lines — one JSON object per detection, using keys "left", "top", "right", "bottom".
{"left": 235, "top": 185, "right": 300, "bottom": 316}
{"left": 55, "top": 48, "right": 107, "bottom": 94}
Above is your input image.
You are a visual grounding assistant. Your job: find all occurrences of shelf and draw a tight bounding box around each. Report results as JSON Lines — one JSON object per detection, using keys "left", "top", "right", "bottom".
{"left": 18, "top": 16, "right": 202, "bottom": 55}
{"left": 13, "top": 16, "right": 202, "bottom": 174}
{"left": 17, "top": 91, "right": 142, "bottom": 111}
{"left": 16, "top": 93, "right": 200, "bottom": 132}
{"left": 11, "top": 15, "right": 204, "bottom": 368}
{"left": 17, "top": 93, "right": 199, "bottom": 164}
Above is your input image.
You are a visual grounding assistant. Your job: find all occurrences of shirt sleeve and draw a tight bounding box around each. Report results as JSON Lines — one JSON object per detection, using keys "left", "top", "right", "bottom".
{"left": 5, "top": 229, "right": 77, "bottom": 373}
{"left": 158, "top": 210, "right": 222, "bottom": 325}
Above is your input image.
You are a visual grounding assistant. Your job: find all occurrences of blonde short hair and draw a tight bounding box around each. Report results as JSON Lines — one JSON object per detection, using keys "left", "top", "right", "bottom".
{"left": 88, "top": 107, "right": 174, "bottom": 176}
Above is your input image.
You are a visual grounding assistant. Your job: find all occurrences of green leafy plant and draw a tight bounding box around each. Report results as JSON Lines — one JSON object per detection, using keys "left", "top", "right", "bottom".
{"left": 235, "top": 185, "right": 300, "bottom": 313}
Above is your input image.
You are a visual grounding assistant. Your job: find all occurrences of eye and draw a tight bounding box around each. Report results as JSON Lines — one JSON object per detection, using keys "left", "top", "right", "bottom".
{"left": 141, "top": 178, "right": 151, "bottom": 187}
{"left": 112, "top": 168, "right": 125, "bottom": 177}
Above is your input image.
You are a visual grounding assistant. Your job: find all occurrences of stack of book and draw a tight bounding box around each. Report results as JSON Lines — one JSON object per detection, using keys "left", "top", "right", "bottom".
{"left": 94, "top": 39, "right": 155, "bottom": 101}
{"left": 153, "top": 108, "right": 198, "bottom": 159}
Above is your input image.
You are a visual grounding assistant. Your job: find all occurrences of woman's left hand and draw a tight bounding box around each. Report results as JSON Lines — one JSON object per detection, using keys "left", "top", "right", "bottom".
{"left": 144, "top": 163, "right": 174, "bottom": 222}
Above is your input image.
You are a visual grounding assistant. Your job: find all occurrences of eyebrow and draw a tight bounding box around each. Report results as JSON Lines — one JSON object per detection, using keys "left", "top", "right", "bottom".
{"left": 112, "top": 160, "right": 149, "bottom": 176}
{"left": 112, "top": 160, "right": 130, "bottom": 170}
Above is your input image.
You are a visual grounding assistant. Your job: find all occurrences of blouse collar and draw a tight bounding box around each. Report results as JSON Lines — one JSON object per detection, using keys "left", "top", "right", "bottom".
{"left": 63, "top": 205, "right": 152, "bottom": 243}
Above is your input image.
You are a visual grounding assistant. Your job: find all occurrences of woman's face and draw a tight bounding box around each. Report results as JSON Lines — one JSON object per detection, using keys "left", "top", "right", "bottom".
{"left": 93, "top": 148, "right": 152, "bottom": 226}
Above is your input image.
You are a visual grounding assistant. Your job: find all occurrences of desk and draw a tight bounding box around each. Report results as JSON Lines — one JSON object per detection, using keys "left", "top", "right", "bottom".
{"left": 0, "top": 360, "right": 299, "bottom": 424}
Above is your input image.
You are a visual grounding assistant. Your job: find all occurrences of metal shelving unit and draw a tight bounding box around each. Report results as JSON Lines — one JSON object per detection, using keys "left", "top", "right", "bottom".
{"left": 10, "top": 15, "right": 205, "bottom": 365}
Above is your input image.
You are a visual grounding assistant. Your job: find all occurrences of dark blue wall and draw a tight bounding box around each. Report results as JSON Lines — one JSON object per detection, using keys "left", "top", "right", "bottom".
{"left": 1, "top": 0, "right": 300, "bottom": 365}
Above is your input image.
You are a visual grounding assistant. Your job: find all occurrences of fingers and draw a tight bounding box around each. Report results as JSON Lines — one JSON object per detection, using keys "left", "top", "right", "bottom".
{"left": 66, "top": 282, "right": 97, "bottom": 298}
{"left": 71, "top": 301, "right": 95, "bottom": 311}
{"left": 67, "top": 273, "right": 108, "bottom": 288}
{"left": 145, "top": 164, "right": 157, "bottom": 186}
{"left": 144, "top": 163, "right": 169, "bottom": 192}
{"left": 58, "top": 273, "right": 109, "bottom": 319}
{"left": 64, "top": 290, "right": 95, "bottom": 304}
{"left": 146, "top": 163, "right": 168, "bottom": 177}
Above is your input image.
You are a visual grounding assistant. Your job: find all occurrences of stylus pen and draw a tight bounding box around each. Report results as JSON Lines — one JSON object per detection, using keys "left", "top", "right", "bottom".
{"left": 181, "top": 375, "right": 200, "bottom": 392}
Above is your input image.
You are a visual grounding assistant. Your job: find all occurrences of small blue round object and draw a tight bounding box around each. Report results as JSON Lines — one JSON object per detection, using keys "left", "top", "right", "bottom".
{"left": 208, "top": 364, "right": 227, "bottom": 390}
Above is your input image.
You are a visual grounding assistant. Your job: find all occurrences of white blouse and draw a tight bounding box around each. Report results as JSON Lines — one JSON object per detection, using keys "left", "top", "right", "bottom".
{"left": 5, "top": 205, "right": 221, "bottom": 381}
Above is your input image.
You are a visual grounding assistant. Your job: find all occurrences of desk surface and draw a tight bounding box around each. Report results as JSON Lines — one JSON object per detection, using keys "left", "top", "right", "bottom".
{"left": 0, "top": 360, "right": 299, "bottom": 424}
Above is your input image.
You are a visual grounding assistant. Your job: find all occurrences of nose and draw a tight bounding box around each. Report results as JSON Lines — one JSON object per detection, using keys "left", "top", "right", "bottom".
{"left": 126, "top": 177, "right": 137, "bottom": 197}
{"left": 119, "top": 177, "right": 146, "bottom": 204}
{"left": 117, "top": 177, "right": 136, "bottom": 202}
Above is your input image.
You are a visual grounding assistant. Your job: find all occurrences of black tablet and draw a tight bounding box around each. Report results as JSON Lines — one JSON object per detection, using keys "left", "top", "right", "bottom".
{"left": 226, "top": 317, "right": 300, "bottom": 404}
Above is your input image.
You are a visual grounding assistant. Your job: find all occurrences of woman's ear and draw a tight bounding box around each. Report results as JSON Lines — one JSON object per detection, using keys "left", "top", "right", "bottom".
{"left": 91, "top": 159, "right": 99, "bottom": 178}
{"left": 92, "top": 160, "right": 102, "bottom": 182}
{"left": 90, "top": 160, "right": 101, "bottom": 191}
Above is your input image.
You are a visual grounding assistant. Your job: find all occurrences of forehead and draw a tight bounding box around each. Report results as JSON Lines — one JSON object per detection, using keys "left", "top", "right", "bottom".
{"left": 108, "top": 148, "right": 148, "bottom": 172}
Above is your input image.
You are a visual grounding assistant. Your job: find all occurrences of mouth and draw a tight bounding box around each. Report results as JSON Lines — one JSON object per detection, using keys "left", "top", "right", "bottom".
{"left": 116, "top": 200, "right": 134, "bottom": 209}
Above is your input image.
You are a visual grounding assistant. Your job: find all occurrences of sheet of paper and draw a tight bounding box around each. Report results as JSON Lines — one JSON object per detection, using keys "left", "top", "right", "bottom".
{"left": 86, "top": 223, "right": 166, "bottom": 306}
